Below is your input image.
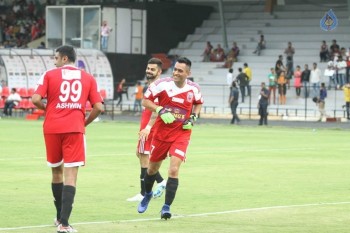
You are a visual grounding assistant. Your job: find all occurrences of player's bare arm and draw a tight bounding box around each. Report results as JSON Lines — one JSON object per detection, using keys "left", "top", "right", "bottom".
{"left": 192, "top": 104, "right": 202, "bottom": 117}
{"left": 31, "top": 93, "right": 46, "bottom": 110}
{"left": 142, "top": 99, "right": 158, "bottom": 112}
{"left": 85, "top": 102, "right": 103, "bottom": 126}
{"left": 139, "top": 111, "right": 157, "bottom": 141}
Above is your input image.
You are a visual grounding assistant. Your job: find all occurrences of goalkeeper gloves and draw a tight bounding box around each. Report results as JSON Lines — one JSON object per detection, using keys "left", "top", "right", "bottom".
{"left": 156, "top": 106, "right": 176, "bottom": 124}
{"left": 182, "top": 113, "right": 197, "bottom": 130}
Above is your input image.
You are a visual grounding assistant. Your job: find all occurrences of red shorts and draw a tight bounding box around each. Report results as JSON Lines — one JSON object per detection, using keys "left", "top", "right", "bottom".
{"left": 44, "top": 133, "right": 86, "bottom": 167}
{"left": 149, "top": 138, "right": 189, "bottom": 162}
{"left": 137, "top": 131, "right": 153, "bottom": 155}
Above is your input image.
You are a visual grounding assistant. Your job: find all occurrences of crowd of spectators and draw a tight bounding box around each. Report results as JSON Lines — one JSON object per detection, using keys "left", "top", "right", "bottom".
{"left": 218, "top": 37, "right": 350, "bottom": 120}
{"left": 201, "top": 41, "right": 240, "bottom": 68}
{"left": 0, "top": 0, "right": 45, "bottom": 49}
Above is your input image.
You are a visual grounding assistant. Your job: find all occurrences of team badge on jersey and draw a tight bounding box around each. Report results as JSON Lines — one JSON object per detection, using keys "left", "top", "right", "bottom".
{"left": 187, "top": 92, "right": 194, "bottom": 102}
{"left": 320, "top": 9, "right": 338, "bottom": 31}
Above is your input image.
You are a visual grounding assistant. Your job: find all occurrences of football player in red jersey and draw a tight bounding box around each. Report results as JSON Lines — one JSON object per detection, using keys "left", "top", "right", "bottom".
{"left": 137, "top": 57, "right": 203, "bottom": 220}
{"left": 127, "top": 58, "right": 167, "bottom": 202}
{"left": 32, "top": 45, "right": 103, "bottom": 233}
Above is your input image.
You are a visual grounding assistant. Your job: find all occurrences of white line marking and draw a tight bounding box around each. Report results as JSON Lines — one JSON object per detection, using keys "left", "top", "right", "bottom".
{"left": 1, "top": 201, "right": 350, "bottom": 231}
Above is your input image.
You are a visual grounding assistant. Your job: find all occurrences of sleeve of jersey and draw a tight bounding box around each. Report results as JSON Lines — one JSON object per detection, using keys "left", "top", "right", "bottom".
{"left": 143, "top": 82, "right": 160, "bottom": 102}
{"left": 34, "top": 72, "right": 48, "bottom": 97}
{"left": 193, "top": 85, "right": 204, "bottom": 104}
{"left": 89, "top": 76, "right": 104, "bottom": 105}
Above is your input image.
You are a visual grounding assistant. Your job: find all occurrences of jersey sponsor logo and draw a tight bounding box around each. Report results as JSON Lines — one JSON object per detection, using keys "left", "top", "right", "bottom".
{"left": 172, "top": 97, "right": 184, "bottom": 104}
{"left": 62, "top": 69, "right": 81, "bottom": 80}
{"left": 56, "top": 102, "right": 82, "bottom": 109}
{"left": 163, "top": 105, "right": 187, "bottom": 122}
{"left": 186, "top": 92, "right": 194, "bottom": 102}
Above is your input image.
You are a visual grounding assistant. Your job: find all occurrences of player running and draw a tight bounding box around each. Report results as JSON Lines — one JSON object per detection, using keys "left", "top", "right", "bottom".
{"left": 137, "top": 57, "right": 203, "bottom": 220}
{"left": 127, "top": 58, "right": 167, "bottom": 202}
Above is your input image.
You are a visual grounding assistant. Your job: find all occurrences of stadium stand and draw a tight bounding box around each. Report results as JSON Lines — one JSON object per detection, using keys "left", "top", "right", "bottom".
{"left": 167, "top": 0, "right": 349, "bottom": 119}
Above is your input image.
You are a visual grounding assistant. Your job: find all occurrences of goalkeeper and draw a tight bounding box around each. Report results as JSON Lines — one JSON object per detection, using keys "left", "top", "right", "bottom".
{"left": 137, "top": 57, "right": 203, "bottom": 220}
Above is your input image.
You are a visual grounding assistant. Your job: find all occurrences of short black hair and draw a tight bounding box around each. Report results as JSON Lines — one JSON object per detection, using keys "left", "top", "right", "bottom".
{"left": 148, "top": 58, "right": 163, "bottom": 70}
{"left": 177, "top": 57, "right": 192, "bottom": 68}
{"left": 229, "top": 68, "right": 233, "bottom": 73}
{"left": 243, "top": 63, "right": 248, "bottom": 67}
{"left": 56, "top": 45, "right": 76, "bottom": 63}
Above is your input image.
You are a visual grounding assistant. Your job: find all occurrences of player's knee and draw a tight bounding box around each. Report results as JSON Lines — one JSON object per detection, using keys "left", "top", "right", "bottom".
{"left": 140, "top": 154, "right": 149, "bottom": 167}
{"left": 168, "top": 166, "right": 179, "bottom": 177}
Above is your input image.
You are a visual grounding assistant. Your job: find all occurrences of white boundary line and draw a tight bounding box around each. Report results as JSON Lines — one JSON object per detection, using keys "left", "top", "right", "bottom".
{"left": 1, "top": 201, "right": 350, "bottom": 231}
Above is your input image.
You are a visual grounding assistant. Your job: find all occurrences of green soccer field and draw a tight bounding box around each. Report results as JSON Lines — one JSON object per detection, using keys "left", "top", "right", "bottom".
{"left": 1, "top": 119, "right": 350, "bottom": 233}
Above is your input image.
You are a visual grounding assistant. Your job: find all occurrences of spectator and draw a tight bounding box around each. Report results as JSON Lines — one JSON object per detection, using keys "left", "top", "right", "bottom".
{"left": 132, "top": 81, "right": 143, "bottom": 113}
{"left": 100, "top": 20, "right": 112, "bottom": 52}
{"left": 226, "top": 68, "right": 234, "bottom": 91}
{"left": 294, "top": 65, "right": 302, "bottom": 98}
{"left": 342, "top": 82, "right": 350, "bottom": 120}
{"left": 335, "top": 56, "right": 346, "bottom": 88}
{"left": 277, "top": 70, "right": 287, "bottom": 105}
{"left": 340, "top": 47, "right": 347, "bottom": 58}
{"left": 310, "top": 62, "right": 321, "bottom": 98}
{"left": 223, "top": 42, "right": 239, "bottom": 68}
{"left": 267, "top": 67, "right": 277, "bottom": 105}
{"left": 12, "top": 2, "right": 21, "bottom": 17}
{"left": 201, "top": 41, "right": 213, "bottom": 62}
{"left": 253, "top": 34, "right": 266, "bottom": 56}
{"left": 324, "top": 61, "right": 336, "bottom": 90}
{"left": 284, "top": 42, "right": 295, "bottom": 62}
{"left": 330, "top": 39, "right": 340, "bottom": 60}
{"left": 313, "top": 83, "right": 327, "bottom": 122}
{"left": 320, "top": 40, "right": 329, "bottom": 62}
{"left": 37, "top": 41, "right": 45, "bottom": 49}
{"left": 116, "top": 78, "right": 126, "bottom": 106}
{"left": 229, "top": 81, "right": 240, "bottom": 125}
{"left": 258, "top": 82, "right": 269, "bottom": 126}
{"left": 275, "top": 55, "right": 286, "bottom": 77}
{"left": 284, "top": 42, "right": 295, "bottom": 89}
{"left": 27, "top": 1, "right": 35, "bottom": 17}
{"left": 3, "top": 88, "right": 21, "bottom": 117}
{"left": 243, "top": 63, "right": 252, "bottom": 96}
{"left": 346, "top": 48, "right": 350, "bottom": 83}
{"left": 235, "top": 67, "right": 249, "bottom": 103}
{"left": 232, "top": 42, "right": 240, "bottom": 60}
{"left": 210, "top": 44, "right": 225, "bottom": 62}
{"left": 31, "top": 22, "right": 40, "bottom": 41}
{"left": 301, "top": 64, "right": 311, "bottom": 98}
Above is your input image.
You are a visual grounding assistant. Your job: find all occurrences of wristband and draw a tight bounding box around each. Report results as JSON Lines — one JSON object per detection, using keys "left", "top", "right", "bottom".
{"left": 145, "top": 125, "right": 152, "bottom": 130}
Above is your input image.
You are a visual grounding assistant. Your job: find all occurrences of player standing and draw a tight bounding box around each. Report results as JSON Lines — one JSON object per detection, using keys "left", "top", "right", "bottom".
{"left": 127, "top": 58, "right": 167, "bottom": 202}
{"left": 137, "top": 57, "right": 203, "bottom": 219}
{"left": 32, "top": 45, "right": 103, "bottom": 233}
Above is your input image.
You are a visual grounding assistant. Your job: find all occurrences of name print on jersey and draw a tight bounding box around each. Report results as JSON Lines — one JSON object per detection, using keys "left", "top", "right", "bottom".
{"left": 57, "top": 69, "right": 83, "bottom": 109}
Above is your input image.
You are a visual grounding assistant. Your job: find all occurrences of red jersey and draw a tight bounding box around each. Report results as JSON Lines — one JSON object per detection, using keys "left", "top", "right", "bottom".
{"left": 139, "top": 98, "right": 158, "bottom": 130}
{"left": 144, "top": 77, "right": 203, "bottom": 142}
{"left": 34, "top": 65, "right": 103, "bottom": 134}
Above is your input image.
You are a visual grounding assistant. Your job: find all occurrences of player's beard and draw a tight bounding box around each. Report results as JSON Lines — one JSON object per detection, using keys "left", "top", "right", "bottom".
{"left": 146, "top": 73, "right": 156, "bottom": 80}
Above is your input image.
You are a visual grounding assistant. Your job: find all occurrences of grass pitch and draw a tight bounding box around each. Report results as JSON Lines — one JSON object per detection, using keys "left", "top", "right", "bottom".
{"left": 0, "top": 118, "right": 350, "bottom": 233}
